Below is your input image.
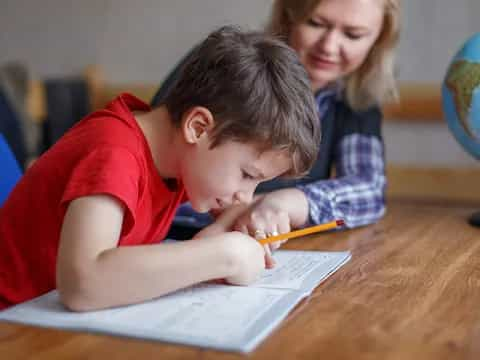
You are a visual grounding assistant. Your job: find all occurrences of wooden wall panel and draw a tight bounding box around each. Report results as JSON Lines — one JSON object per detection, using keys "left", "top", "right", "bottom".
{"left": 383, "top": 83, "right": 443, "bottom": 122}
{"left": 25, "top": 76, "right": 480, "bottom": 204}
{"left": 387, "top": 165, "right": 480, "bottom": 204}
{"left": 26, "top": 77, "right": 444, "bottom": 123}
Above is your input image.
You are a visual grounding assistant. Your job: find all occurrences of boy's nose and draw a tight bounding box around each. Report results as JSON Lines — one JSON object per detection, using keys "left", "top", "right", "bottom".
{"left": 233, "top": 189, "right": 254, "bottom": 205}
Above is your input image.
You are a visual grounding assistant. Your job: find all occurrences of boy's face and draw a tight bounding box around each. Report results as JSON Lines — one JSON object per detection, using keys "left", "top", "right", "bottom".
{"left": 181, "top": 140, "right": 292, "bottom": 213}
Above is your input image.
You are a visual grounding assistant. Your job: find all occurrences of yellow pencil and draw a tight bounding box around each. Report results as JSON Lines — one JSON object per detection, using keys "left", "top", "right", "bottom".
{"left": 258, "top": 219, "right": 345, "bottom": 245}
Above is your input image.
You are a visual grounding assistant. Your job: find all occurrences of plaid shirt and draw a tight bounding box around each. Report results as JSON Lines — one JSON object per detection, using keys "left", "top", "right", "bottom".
{"left": 296, "top": 90, "right": 386, "bottom": 228}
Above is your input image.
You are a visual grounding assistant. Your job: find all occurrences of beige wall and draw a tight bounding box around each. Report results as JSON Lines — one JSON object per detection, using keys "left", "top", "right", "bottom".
{"left": 0, "top": 0, "right": 271, "bottom": 82}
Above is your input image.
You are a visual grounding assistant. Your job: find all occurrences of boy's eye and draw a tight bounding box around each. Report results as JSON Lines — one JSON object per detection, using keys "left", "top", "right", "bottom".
{"left": 242, "top": 170, "right": 255, "bottom": 180}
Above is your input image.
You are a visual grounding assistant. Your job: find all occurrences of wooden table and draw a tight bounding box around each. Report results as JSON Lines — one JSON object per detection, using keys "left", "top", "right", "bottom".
{"left": 1, "top": 202, "right": 479, "bottom": 359}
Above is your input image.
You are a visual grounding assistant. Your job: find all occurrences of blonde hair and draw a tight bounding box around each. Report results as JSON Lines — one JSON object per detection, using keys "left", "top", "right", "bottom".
{"left": 266, "top": 0, "right": 401, "bottom": 110}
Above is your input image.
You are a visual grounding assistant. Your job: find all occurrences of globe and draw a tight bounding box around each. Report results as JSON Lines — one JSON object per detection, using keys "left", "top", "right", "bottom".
{"left": 442, "top": 32, "right": 480, "bottom": 227}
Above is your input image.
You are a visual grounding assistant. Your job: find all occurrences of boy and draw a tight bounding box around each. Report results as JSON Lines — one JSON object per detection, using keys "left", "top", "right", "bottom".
{"left": 0, "top": 26, "right": 320, "bottom": 311}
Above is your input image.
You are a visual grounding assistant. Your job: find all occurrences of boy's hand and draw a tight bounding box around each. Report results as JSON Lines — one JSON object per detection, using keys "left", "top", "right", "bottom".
{"left": 192, "top": 203, "right": 250, "bottom": 239}
{"left": 222, "top": 232, "right": 265, "bottom": 286}
{"left": 253, "top": 230, "right": 288, "bottom": 269}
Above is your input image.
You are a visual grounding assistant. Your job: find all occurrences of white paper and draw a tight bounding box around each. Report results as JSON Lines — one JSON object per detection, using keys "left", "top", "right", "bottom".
{"left": 0, "top": 250, "right": 350, "bottom": 353}
{"left": 253, "top": 251, "right": 344, "bottom": 290}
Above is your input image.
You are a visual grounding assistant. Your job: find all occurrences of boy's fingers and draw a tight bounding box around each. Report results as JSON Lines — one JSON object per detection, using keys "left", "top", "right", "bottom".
{"left": 263, "top": 243, "right": 271, "bottom": 256}
{"left": 269, "top": 241, "right": 281, "bottom": 251}
{"left": 263, "top": 244, "right": 276, "bottom": 268}
{"left": 250, "top": 227, "right": 276, "bottom": 268}
{"left": 264, "top": 229, "right": 281, "bottom": 252}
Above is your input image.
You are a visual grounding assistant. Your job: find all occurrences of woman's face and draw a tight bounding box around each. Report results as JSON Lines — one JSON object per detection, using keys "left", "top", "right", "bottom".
{"left": 288, "top": 0, "right": 384, "bottom": 92}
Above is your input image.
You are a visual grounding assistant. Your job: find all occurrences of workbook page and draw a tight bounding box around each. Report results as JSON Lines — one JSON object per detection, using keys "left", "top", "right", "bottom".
{"left": 253, "top": 251, "right": 351, "bottom": 294}
{"left": 0, "top": 250, "right": 351, "bottom": 353}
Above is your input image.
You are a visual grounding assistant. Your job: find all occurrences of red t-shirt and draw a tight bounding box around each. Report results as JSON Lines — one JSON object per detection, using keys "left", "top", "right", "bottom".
{"left": 0, "top": 93, "right": 186, "bottom": 309}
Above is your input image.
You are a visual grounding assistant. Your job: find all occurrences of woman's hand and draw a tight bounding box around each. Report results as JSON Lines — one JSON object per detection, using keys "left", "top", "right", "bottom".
{"left": 232, "top": 188, "right": 310, "bottom": 268}
{"left": 194, "top": 188, "right": 309, "bottom": 269}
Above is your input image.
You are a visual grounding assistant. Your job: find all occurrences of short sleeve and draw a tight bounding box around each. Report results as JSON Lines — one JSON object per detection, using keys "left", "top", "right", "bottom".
{"left": 60, "top": 146, "right": 142, "bottom": 235}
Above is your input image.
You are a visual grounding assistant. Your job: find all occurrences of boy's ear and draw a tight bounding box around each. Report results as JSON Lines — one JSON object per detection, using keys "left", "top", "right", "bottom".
{"left": 181, "top": 106, "right": 215, "bottom": 144}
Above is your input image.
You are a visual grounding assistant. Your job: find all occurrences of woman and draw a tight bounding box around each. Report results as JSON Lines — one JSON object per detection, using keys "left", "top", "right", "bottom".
{"left": 152, "top": 0, "right": 401, "bottom": 257}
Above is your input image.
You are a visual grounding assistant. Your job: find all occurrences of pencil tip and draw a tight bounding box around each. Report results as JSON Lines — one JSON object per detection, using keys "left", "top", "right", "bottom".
{"left": 336, "top": 219, "right": 345, "bottom": 227}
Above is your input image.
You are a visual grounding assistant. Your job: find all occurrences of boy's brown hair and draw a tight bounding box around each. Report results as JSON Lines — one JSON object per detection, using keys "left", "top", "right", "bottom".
{"left": 164, "top": 26, "right": 320, "bottom": 177}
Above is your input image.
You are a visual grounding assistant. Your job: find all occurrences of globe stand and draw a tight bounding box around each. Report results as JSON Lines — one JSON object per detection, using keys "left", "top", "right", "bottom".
{"left": 469, "top": 211, "right": 480, "bottom": 227}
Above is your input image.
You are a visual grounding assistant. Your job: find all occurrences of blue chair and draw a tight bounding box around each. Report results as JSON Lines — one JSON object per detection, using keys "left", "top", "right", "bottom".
{"left": 0, "top": 133, "right": 22, "bottom": 206}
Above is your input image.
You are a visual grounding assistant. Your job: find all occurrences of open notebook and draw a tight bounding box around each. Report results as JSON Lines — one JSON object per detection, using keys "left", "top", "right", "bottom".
{"left": 0, "top": 250, "right": 350, "bottom": 353}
